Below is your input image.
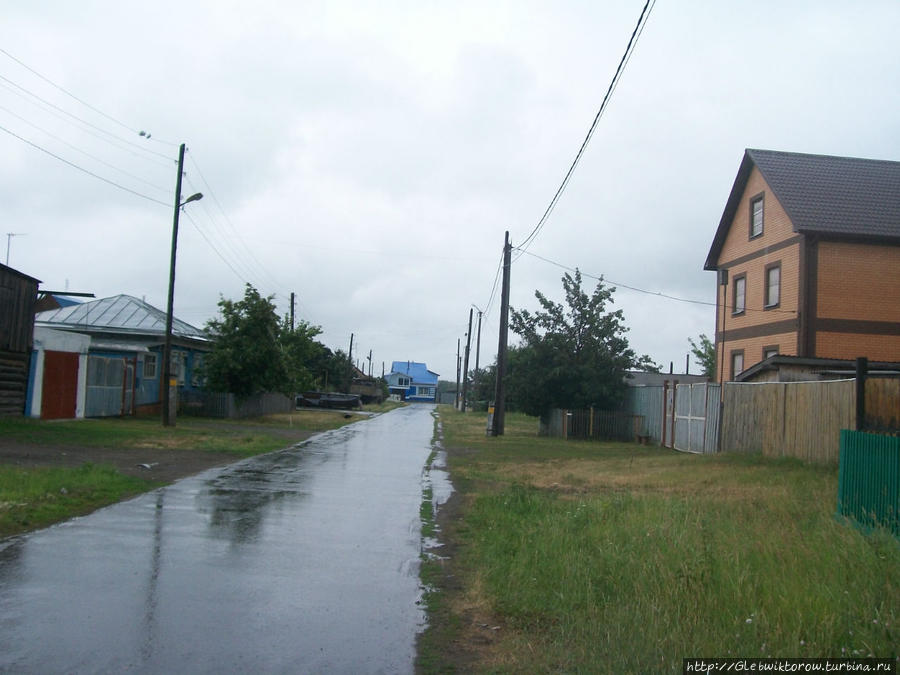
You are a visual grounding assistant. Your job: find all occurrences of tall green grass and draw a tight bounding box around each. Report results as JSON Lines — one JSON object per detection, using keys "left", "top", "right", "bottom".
{"left": 429, "top": 407, "right": 899, "bottom": 673}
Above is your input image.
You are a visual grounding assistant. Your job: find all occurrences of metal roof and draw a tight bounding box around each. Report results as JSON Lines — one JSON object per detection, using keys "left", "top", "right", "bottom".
{"left": 35, "top": 294, "right": 207, "bottom": 340}
{"left": 705, "top": 149, "right": 900, "bottom": 269}
{"left": 389, "top": 361, "right": 439, "bottom": 383}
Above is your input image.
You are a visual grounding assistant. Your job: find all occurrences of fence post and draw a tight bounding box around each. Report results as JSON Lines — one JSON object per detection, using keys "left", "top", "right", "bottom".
{"left": 589, "top": 406, "right": 594, "bottom": 439}
{"left": 856, "top": 357, "right": 867, "bottom": 432}
{"left": 562, "top": 409, "right": 568, "bottom": 440}
{"left": 662, "top": 380, "right": 668, "bottom": 448}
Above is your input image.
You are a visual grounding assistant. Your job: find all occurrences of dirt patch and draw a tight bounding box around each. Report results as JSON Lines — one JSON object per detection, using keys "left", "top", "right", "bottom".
{"left": 0, "top": 426, "right": 316, "bottom": 485}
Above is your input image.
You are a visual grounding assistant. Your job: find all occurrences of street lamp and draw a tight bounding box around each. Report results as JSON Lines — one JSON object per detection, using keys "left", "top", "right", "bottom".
{"left": 162, "top": 141, "right": 202, "bottom": 427}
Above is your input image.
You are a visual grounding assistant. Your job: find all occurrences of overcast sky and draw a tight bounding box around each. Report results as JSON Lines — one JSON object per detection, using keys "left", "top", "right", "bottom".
{"left": 3, "top": 1, "right": 899, "bottom": 382}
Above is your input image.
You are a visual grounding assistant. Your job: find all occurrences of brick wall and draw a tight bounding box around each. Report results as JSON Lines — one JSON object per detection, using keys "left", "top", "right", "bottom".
{"left": 817, "top": 241, "right": 900, "bottom": 322}
{"left": 714, "top": 167, "right": 802, "bottom": 379}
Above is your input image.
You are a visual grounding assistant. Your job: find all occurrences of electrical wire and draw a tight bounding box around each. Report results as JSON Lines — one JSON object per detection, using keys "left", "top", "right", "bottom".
{"left": 515, "top": 0, "right": 656, "bottom": 258}
{"left": 0, "top": 47, "right": 179, "bottom": 147}
{"left": 181, "top": 210, "right": 256, "bottom": 284}
{"left": 0, "top": 72, "right": 174, "bottom": 164}
{"left": 0, "top": 103, "right": 171, "bottom": 195}
{"left": 515, "top": 247, "right": 798, "bottom": 316}
{"left": 0, "top": 122, "right": 171, "bottom": 206}
{"left": 185, "top": 150, "right": 288, "bottom": 294}
{"left": 482, "top": 248, "right": 506, "bottom": 318}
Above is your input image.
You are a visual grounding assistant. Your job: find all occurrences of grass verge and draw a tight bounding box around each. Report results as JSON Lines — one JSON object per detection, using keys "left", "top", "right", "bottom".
{"left": 0, "top": 411, "right": 367, "bottom": 538}
{"left": 420, "top": 406, "right": 900, "bottom": 673}
{"left": 0, "top": 463, "right": 154, "bottom": 536}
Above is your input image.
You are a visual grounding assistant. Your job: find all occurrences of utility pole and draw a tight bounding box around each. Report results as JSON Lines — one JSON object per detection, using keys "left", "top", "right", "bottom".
{"left": 455, "top": 338, "right": 461, "bottom": 409}
{"left": 348, "top": 333, "right": 354, "bottom": 365}
{"left": 462, "top": 308, "right": 473, "bottom": 412}
{"left": 473, "top": 305, "right": 483, "bottom": 373}
{"left": 162, "top": 144, "right": 186, "bottom": 427}
{"left": 290, "top": 292, "right": 296, "bottom": 331}
{"left": 490, "top": 231, "right": 512, "bottom": 436}
{"left": 367, "top": 349, "right": 372, "bottom": 377}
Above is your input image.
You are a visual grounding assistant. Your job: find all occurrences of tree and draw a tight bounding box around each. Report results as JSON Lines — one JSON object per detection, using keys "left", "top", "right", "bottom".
{"left": 280, "top": 317, "right": 324, "bottom": 394}
{"left": 507, "top": 270, "right": 657, "bottom": 418}
{"left": 688, "top": 333, "right": 716, "bottom": 379}
{"left": 203, "top": 285, "right": 287, "bottom": 398}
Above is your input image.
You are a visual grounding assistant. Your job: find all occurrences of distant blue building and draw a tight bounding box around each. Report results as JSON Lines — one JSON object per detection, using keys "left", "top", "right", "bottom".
{"left": 386, "top": 361, "right": 438, "bottom": 402}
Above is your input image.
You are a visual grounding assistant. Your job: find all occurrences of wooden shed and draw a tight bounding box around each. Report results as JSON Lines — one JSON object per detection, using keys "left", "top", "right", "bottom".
{"left": 0, "top": 263, "right": 40, "bottom": 415}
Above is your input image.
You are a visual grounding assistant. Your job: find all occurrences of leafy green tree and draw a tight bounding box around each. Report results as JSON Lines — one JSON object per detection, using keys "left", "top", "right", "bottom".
{"left": 688, "top": 333, "right": 716, "bottom": 379}
{"left": 507, "top": 270, "right": 657, "bottom": 418}
{"left": 280, "top": 317, "right": 324, "bottom": 394}
{"left": 202, "top": 284, "right": 287, "bottom": 398}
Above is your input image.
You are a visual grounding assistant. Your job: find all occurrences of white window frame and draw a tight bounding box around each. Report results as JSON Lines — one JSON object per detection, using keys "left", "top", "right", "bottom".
{"left": 143, "top": 353, "right": 158, "bottom": 379}
{"left": 765, "top": 264, "right": 780, "bottom": 308}
{"left": 750, "top": 195, "right": 764, "bottom": 238}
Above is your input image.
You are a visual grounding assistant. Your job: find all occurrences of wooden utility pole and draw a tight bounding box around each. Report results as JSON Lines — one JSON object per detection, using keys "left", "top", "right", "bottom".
{"left": 290, "top": 292, "right": 295, "bottom": 331}
{"left": 474, "top": 306, "right": 483, "bottom": 373}
{"left": 462, "top": 308, "right": 473, "bottom": 412}
{"left": 367, "top": 349, "right": 373, "bottom": 377}
{"left": 348, "top": 333, "right": 354, "bottom": 364}
{"left": 162, "top": 144, "right": 186, "bottom": 427}
{"left": 491, "top": 231, "right": 512, "bottom": 436}
{"left": 455, "top": 338, "right": 461, "bottom": 409}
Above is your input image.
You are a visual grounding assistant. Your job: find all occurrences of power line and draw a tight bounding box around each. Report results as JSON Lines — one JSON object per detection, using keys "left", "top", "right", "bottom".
{"left": 515, "top": 247, "right": 798, "bottom": 316}
{"left": 515, "top": 0, "right": 656, "bottom": 258}
{"left": 185, "top": 150, "right": 288, "bottom": 294}
{"left": 181, "top": 210, "right": 255, "bottom": 284}
{"left": 482, "top": 248, "right": 506, "bottom": 318}
{"left": 0, "top": 122, "right": 170, "bottom": 206}
{"left": 0, "top": 47, "right": 178, "bottom": 147}
{"left": 0, "top": 103, "right": 171, "bottom": 195}
{"left": 0, "top": 72, "right": 174, "bottom": 164}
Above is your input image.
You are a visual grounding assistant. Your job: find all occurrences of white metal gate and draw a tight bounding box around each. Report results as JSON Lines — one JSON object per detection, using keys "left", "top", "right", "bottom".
{"left": 673, "top": 383, "right": 720, "bottom": 454}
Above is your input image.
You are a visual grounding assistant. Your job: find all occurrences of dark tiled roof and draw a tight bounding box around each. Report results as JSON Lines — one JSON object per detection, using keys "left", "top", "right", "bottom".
{"left": 705, "top": 149, "right": 900, "bottom": 269}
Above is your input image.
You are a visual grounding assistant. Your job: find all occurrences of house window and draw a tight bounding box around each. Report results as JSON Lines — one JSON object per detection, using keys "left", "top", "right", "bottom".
{"left": 170, "top": 351, "right": 186, "bottom": 386}
{"left": 398, "top": 376, "right": 410, "bottom": 387}
{"left": 732, "top": 274, "right": 746, "bottom": 315}
{"left": 765, "top": 264, "right": 780, "bottom": 308}
{"left": 191, "top": 354, "right": 205, "bottom": 387}
{"left": 750, "top": 194, "right": 764, "bottom": 238}
{"left": 731, "top": 350, "right": 744, "bottom": 380}
{"left": 416, "top": 386, "right": 434, "bottom": 397}
{"left": 143, "top": 353, "right": 158, "bottom": 379}
{"left": 763, "top": 346, "right": 779, "bottom": 360}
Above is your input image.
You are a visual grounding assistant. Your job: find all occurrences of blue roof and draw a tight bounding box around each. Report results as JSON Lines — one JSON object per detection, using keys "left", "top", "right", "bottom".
{"left": 390, "top": 361, "right": 438, "bottom": 384}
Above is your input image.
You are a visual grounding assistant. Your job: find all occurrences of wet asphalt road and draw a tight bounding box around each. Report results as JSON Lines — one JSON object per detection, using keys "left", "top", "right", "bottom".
{"left": 0, "top": 405, "right": 446, "bottom": 674}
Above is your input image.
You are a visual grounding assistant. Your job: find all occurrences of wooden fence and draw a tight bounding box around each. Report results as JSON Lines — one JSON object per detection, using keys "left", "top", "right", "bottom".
{"left": 180, "top": 391, "right": 294, "bottom": 419}
{"left": 720, "top": 380, "right": 856, "bottom": 464}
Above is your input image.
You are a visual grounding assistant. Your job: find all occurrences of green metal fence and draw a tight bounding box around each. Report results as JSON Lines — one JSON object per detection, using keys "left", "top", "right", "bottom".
{"left": 837, "top": 430, "right": 900, "bottom": 536}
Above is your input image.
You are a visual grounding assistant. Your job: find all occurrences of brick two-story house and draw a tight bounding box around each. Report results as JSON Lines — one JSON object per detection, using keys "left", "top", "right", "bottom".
{"left": 705, "top": 149, "right": 900, "bottom": 381}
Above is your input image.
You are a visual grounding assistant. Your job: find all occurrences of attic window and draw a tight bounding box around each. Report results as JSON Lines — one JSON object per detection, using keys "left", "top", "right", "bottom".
{"left": 750, "top": 194, "right": 764, "bottom": 238}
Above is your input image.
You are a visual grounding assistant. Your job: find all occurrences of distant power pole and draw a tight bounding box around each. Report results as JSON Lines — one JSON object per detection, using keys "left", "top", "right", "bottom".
{"left": 473, "top": 306, "right": 483, "bottom": 373}
{"left": 462, "top": 308, "right": 473, "bottom": 412}
{"left": 491, "top": 231, "right": 512, "bottom": 436}
{"left": 348, "top": 333, "right": 354, "bottom": 365}
{"left": 455, "top": 338, "right": 461, "bottom": 409}
{"left": 290, "top": 292, "right": 296, "bottom": 331}
{"left": 367, "top": 349, "right": 373, "bottom": 377}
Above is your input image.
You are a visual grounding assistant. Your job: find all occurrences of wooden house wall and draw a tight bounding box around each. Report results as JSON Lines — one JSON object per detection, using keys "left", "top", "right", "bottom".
{"left": 0, "top": 265, "right": 39, "bottom": 415}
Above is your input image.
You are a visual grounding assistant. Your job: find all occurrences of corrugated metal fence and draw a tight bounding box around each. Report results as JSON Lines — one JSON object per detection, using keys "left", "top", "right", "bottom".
{"left": 543, "top": 409, "right": 643, "bottom": 442}
{"left": 837, "top": 430, "right": 899, "bottom": 536}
